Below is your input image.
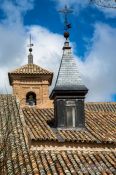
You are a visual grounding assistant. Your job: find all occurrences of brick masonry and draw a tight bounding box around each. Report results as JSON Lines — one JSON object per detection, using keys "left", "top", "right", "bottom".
{"left": 11, "top": 76, "right": 53, "bottom": 108}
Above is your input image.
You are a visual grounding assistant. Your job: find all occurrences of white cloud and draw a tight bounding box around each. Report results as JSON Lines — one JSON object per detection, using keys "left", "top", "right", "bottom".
{"left": 0, "top": 0, "right": 34, "bottom": 24}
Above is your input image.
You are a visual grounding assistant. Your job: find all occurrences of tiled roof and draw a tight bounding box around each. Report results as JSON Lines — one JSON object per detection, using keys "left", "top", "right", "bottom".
{"left": 30, "top": 150, "right": 116, "bottom": 175}
{"left": 9, "top": 63, "right": 53, "bottom": 75}
{"left": 0, "top": 95, "right": 34, "bottom": 174}
{"left": 23, "top": 108, "right": 57, "bottom": 141}
{"left": 22, "top": 106, "right": 116, "bottom": 143}
{"left": 86, "top": 102, "right": 116, "bottom": 113}
{"left": 0, "top": 95, "right": 116, "bottom": 174}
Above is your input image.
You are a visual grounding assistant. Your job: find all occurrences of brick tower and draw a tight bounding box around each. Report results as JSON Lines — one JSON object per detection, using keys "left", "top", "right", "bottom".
{"left": 8, "top": 38, "right": 53, "bottom": 108}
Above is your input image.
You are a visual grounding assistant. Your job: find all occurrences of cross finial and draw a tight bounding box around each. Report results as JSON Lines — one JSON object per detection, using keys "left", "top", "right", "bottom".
{"left": 59, "top": 5, "right": 73, "bottom": 32}
{"left": 27, "top": 34, "right": 34, "bottom": 53}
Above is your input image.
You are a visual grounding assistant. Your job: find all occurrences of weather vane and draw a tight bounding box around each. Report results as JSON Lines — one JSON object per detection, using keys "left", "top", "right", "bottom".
{"left": 59, "top": 5, "right": 73, "bottom": 32}
{"left": 27, "top": 34, "right": 34, "bottom": 53}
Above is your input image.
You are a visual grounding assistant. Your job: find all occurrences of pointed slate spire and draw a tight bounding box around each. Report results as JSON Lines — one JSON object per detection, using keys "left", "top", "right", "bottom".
{"left": 54, "top": 38, "right": 84, "bottom": 91}
{"left": 50, "top": 32, "right": 88, "bottom": 99}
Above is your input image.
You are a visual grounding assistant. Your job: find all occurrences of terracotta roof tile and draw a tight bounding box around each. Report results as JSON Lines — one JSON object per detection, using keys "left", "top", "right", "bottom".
{"left": 86, "top": 102, "right": 116, "bottom": 113}
{"left": 0, "top": 95, "right": 34, "bottom": 174}
{"left": 9, "top": 63, "right": 53, "bottom": 75}
{"left": 23, "top": 108, "right": 57, "bottom": 141}
{"left": 30, "top": 150, "right": 116, "bottom": 175}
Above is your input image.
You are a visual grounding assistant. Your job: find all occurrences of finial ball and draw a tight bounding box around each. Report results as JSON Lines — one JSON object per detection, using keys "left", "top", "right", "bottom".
{"left": 29, "top": 48, "right": 32, "bottom": 52}
{"left": 64, "top": 31, "right": 69, "bottom": 39}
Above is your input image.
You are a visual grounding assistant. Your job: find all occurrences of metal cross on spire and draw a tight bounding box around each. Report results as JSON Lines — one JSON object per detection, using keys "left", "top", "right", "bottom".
{"left": 59, "top": 5, "right": 73, "bottom": 32}
{"left": 27, "top": 34, "right": 34, "bottom": 53}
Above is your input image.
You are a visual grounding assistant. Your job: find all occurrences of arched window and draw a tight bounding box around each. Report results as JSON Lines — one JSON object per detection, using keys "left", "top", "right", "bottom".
{"left": 26, "top": 92, "right": 36, "bottom": 106}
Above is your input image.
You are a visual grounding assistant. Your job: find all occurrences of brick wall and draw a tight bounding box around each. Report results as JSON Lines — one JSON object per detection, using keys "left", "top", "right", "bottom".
{"left": 11, "top": 76, "right": 53, "bottom": 108}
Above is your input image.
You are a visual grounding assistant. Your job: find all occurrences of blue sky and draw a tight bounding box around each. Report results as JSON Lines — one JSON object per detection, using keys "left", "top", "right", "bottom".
{"left": 0, "top": 0, "right": 116, "bottom": 101}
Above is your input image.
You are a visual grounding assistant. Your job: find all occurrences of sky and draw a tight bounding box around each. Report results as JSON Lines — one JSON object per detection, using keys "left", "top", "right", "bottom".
{"left": 0, "top": 0, "right": 116, "bottom": 102}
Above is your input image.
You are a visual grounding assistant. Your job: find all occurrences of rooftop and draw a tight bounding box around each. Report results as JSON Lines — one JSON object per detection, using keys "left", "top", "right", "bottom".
{"left": 0, "top": 95, "right": 116, "bottom": 174}
{"left": 22, "top": 104, "right": 116, "bottom": 144}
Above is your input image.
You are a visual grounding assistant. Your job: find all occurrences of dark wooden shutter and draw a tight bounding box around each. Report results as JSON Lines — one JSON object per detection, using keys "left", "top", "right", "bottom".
{"left": 56, "top": 99, "right": 65, "bottom": 127}
{"left": 76, "top": 99, "right": 85, "bottom": 127}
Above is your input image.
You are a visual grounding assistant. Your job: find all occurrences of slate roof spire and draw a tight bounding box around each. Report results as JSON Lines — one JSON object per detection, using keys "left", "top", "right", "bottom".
{"left": 28, "top": 35, "right": 34, "bottom": 64}
{"left": 54, "top": 32, "right": 85, "bottom": 91}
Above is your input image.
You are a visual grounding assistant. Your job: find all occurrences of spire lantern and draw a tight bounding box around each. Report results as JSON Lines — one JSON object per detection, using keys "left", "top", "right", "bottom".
{"left": 28, "top": 35, "right": 34, "bottom": 64}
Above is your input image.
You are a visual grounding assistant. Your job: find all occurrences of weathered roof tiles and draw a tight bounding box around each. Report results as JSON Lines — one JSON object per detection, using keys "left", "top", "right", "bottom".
{"left": 22, "top": 106, "right": 116, "bottom": 144}
{"left": 9, "top": 63, "right": 53, "bottom": 75}
{"left": 0, "top": 95, "right": 34, "bottom": 174}
{"left": 30, "top": 150, "right": 116, "bottom": 175}
{"left": 86, "top": 102, "right": 116, "bottom": 113}
{"left": 0, "top": 95, "right": 116, "bottom": 175}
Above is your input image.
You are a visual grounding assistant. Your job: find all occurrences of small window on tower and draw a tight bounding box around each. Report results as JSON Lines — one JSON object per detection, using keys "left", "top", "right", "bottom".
{"left": 66, "top": 100, "right": 76, "bottom": 128}
{"left": 26, "top": 92, "right": 36, "bottom": 106}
